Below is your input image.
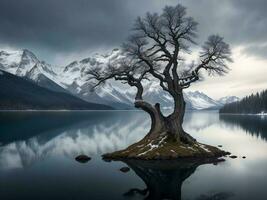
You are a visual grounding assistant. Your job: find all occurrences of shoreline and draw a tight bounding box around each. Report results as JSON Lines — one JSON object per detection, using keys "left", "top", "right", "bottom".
{"left": 0, "top": 108, "right": 220, "bottom": 112}
{"left": 0, "top": 109, "right": 141, "bottom": 112}
{"left": 219, "top": 112, "right": 267, "bottom": 116}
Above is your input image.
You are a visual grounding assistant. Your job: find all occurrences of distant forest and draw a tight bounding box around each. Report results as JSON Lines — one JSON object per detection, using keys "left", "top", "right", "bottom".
{"left": 219, "top": 89, "right": 267, "bottom": 114}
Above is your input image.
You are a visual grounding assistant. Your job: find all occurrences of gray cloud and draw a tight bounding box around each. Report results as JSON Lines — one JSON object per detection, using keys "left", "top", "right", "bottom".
{"left": 0, "top": 0, "right": 267, "bottom": 63}
{"left": 242, "top": 44, "right": 267, "bottom": 59}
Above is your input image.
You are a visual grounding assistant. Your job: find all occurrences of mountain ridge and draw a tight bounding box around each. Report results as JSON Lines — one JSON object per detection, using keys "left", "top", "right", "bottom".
{"left": 0, "top": 49, "right": 239, "bottom": 110}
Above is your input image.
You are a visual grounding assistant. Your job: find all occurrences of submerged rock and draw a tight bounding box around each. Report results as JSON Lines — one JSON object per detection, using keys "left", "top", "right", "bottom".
{"left": 75, "top": 155, "right": 91, "bottom": 163}
{"left": 218, "top": 145, "right": 223, "bottom": 147}
{"left": 229, "top": 155, "right": 237, "bottom": 159}
{"left": 120, "top": 167, "right": 130, "bottom": 173}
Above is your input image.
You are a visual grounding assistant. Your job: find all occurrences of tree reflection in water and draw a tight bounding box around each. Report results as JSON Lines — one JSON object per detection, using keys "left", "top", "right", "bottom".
{"left": 121, "top": 159, "right": 233, "bottom": 200}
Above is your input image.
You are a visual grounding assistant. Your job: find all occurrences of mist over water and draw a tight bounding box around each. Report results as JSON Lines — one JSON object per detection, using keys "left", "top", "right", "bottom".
{"left": 0, "top": 111, "right": 267, "bottom": 200}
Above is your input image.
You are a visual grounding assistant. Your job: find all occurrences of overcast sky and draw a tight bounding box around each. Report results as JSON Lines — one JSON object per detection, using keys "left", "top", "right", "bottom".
{"left": 0, "top": 0, "right": 267, "bottom": 99}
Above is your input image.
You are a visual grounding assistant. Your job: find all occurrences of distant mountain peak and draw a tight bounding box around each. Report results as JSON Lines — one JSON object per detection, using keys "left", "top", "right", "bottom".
{"left": 22, "top": 48, "right": 37, "bottom": 57}
{"left": 64, "top": 61, "right": 79, "bottom": 72}
{"left": 184, "top": 91, "right": 220, "bottom": 110}
{"left": 218, "top": 96, "right": 240, "bottom": 104}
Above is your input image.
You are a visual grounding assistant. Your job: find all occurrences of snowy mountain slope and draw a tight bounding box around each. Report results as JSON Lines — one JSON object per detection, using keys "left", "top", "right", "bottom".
{"left": 53, "top": 49, "right": 134, "bottom": 108}
{"left": 0, "top": 49, "right": 66, "bottom": 93}
{"left": 184, "top": 91, "right": 222, "bottom": 110}
{"left": 0, "top": 49, "right": 132, "bottom": 108}
{"left": 0, "top": 48, "right": 239, "bottom": 110}
{"left": 217, "top": 96, "right": 240, "bottom": 104}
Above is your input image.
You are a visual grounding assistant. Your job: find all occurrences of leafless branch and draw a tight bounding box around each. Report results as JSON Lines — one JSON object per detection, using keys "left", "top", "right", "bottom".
{"left": 86, "top": 4, "right": 232, "bottom": 104}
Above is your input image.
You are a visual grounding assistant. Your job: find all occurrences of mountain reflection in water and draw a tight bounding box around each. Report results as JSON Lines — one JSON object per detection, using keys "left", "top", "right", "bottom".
{"left": 0, "top": 111, "right": 148, "bottom": 169}
{"left": 0, "top": 111, "right": 267, "bottom": 170}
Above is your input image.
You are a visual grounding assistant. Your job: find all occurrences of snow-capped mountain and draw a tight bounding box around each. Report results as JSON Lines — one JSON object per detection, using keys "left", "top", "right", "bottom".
{"left": 51, "top": 49, "right": 132, "bottom": 108}
{"left": 0, "top": 49, "right": 38, "bottom": 76}
{"left": 0, "top": 48, "right": 239, "bottom": 110}
{"left": 217, "top": 96, "right": 240, "bottom": 105}
{"left": 184, "top": 91, "right": 222, "bottom": 110}
{"left": 0, "top": 49, "right": 66, "bottom": 93}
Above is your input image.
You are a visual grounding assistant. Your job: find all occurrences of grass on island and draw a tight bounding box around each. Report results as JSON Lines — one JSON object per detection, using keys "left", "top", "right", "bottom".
{"left": 103, "top": 133, "right": 228, "bottom": 160}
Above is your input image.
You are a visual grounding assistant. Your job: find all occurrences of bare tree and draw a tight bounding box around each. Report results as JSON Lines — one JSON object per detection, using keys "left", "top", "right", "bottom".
{"left": 87, "top": 4, "right": 232, "bottom": 159}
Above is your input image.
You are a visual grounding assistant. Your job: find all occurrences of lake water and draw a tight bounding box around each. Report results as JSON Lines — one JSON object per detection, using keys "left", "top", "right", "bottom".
{"left": 0, "top": 111, "right": 267, "bottom": 200}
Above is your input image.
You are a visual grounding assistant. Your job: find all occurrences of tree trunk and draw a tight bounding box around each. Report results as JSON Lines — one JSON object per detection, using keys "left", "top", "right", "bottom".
{"left": 134, "top": 92, "right": 196, "bottom": 144}
{"left": 167, "top": 91, "right": 196, "bottom": 144}
{"left": 134, "top": 100, "right": 165, "bottom": 139}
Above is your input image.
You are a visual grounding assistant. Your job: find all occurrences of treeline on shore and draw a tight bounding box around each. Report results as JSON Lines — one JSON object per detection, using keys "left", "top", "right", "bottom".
{"left": 219, "top": 89, "right": 267, "bottom": 114}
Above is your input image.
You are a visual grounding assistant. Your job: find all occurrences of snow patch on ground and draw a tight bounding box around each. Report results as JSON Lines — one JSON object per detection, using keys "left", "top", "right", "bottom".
{"left": 187, "top": 146, "right": 196, "bottom": 151}
{"left": 137, "top": 136, "right": 167, "bottom": 156}
{"left": 199, "top": 144, "right": 211, "bottom": 152}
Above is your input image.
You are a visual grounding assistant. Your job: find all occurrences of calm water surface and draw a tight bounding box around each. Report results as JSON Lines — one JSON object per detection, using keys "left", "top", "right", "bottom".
{"left": 0, "top": 111, "right": 267, "bottom": 200}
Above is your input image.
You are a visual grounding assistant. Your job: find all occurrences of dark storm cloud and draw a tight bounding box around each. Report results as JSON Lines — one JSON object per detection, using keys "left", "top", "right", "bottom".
{"left": 183, "top": 0, "right": 267, "bottom": 44}
{"left": 0, "top": 0, "right": 267, "bottom": 62}
{"left": 184, "top": 0, "right": 267, "bottom": 60}
{"left": 0, "top": 0, "right": 135, "bottom": 52}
